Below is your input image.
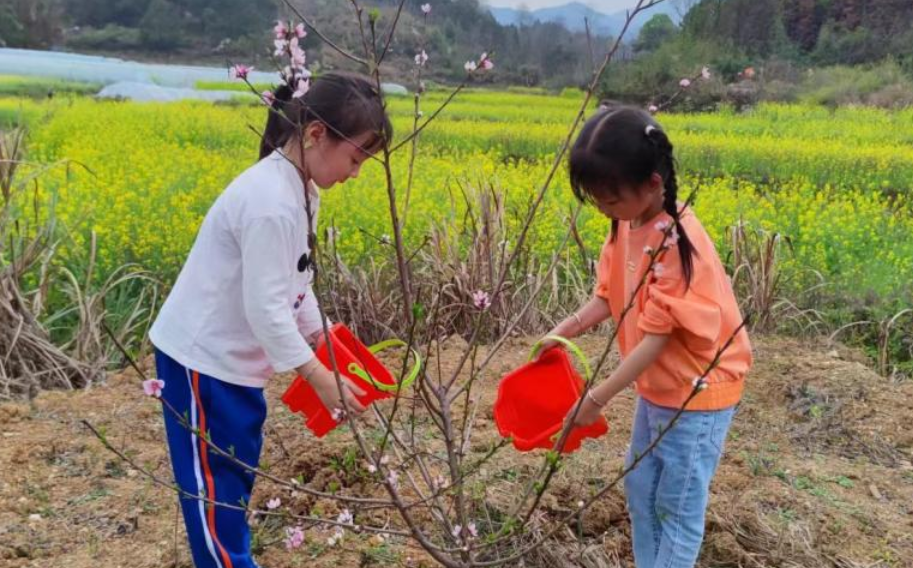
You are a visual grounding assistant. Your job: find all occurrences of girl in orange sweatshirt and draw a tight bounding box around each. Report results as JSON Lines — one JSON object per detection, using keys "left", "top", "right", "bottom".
{"left": 545, "top": 106, "right": 752, "bottom": 568}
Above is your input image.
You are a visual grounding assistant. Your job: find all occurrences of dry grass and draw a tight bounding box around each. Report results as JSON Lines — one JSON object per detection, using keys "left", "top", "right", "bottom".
{"left": 0, "top": 127, "right": 97, "bottom": 400}
{"left": 0, "top": 126, "right": 157, "bottom": 400}
{"left": 322, "top": 180, "right": 592, "bottom": 346}
{"left": 2, "top": 336, "right": 911, "bottom": 567}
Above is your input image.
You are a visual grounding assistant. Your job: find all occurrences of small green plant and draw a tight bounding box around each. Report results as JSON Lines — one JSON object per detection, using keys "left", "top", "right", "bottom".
{"left": 830, "top": 475, "right": 855, "bottom": 489}
{"left": 743, "top": 450, "right": 777, "bottom": 477}
{"left": 776, "top": 507, "right": 797, "bottom": 523}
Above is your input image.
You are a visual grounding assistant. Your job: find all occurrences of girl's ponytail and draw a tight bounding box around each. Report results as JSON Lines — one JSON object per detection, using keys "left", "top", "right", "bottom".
{"left": 259, "top": 84, "right": 294, "bottom": 160}
{"left": 646, "top": 126, "right": 695, "bottom": 286}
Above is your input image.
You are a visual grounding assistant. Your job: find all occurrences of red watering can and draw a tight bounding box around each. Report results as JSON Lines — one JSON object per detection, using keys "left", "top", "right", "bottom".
{"left": 282, "top": 323, "right": 421, "bottom": 437}
{"left": 494, "top": 336, "right": 608, "bottom": 454}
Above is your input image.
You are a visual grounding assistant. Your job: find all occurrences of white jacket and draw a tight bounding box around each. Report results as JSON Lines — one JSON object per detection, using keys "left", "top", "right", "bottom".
{"left": 150, "top": 150, "right": 323, "bottom": 387}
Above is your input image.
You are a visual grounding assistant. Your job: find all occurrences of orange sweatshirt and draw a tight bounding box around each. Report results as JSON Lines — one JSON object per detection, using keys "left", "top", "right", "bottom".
{"left": 594, "top": 207, "right": 752, "bottom": 411}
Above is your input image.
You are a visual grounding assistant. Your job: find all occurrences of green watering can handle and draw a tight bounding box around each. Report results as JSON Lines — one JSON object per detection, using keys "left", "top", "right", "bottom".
{"left": 528, "top": 335, "right": 593, "bottom": 382}
{"left": 344, "top": 339, "right": 422, "bottom": 393}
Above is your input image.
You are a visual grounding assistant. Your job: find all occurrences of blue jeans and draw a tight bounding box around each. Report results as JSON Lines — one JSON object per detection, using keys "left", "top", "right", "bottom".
{"left": 624, "top": 397, "right": 736, "bottom": 568}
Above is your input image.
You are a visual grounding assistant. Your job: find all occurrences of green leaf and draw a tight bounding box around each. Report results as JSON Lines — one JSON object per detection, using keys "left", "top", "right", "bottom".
{"left": 546, "top": 450, "right": 561, "bottom": 467}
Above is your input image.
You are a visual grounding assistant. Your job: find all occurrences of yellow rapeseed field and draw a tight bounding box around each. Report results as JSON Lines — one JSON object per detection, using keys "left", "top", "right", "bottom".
{"left": 3, "top": 89, "right": 910, "bottom": 304}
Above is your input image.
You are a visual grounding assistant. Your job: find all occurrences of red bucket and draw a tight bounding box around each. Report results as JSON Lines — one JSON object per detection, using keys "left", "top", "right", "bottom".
{"left": 494, "top": 338, "right": 608, "bottom": 454}
{"left": 282, "top": 324, "right": 400, "bottom": 437}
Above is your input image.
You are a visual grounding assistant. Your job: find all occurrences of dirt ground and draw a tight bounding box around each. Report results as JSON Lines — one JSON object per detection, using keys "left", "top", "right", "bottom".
{"left": 1, "top": 334, "right": 912, "bottom": 568}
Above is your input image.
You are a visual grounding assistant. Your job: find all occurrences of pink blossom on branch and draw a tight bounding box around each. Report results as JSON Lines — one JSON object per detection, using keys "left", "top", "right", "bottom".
{"left": 464, "top": 53, "right": 494, "bottom": 73}
{"left": 279, "top": 65, "right": 293, "bottom": 84}
{"left": 142, "top": 379, "right": 165, "bottom": 397}
{"left": 292, "top": 77, "right": 310, "bottom": 98}
{"left": 387, "top": 469, "right": 399, "bottom": 489}
{"left": 648, "top": 104, "right": 658, "bottom": 113}
{"left": 679, "top": 78, "right": 691, "bottom": 88}
{"left": 294, "top": 23, "right": 307, "bottom": 39}
{"left": 291, "top": 44, "right": 307, "bottom": 68}
{"left": 421, "top": 3, "right": 432, "bottom": 15}
{"left": 472, "top": 290, "right": 491, "bottom": 311}
{"left": 284, "top": 526, "right": 305, "bottom": 550}
{"left": 414, "top": 49, "right": 429, "bottom": 67}
{"left": 701, "top": 66, "right": 711, "bottom": 80}
{"left": 229, "top": 64, "right": 253, "bottom": 81}
{"left": 261, "top": 90, "right": 276, "bottom": 106}
{"left": 274, "top": 20, "right": 288, "bottom": 40}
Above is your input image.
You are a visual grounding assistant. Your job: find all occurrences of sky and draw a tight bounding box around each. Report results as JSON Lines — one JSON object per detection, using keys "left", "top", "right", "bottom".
{"left": 481, "top": 0, "right": 641, "bottom": 12}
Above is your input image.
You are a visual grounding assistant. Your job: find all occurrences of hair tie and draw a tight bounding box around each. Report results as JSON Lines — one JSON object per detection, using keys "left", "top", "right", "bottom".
{"left": 645, "top": 125, "right": 657, "bottom": 136}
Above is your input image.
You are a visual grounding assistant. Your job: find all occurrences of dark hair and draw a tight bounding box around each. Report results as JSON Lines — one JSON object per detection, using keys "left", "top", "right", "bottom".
{"left": 259, "top": 71, "right": 393, "bottom": 160}
{"left": 569, "top": 106, "right": 695, "bottom": 284}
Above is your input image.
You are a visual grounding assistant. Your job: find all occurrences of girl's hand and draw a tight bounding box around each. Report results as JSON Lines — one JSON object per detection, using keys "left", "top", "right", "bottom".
{"left": 536, "top": 305, "right": 596, "bottom": 360}
{"left": 303, "top": 361, "right": 368, "bottom": 418}
{"left": 566, "top": 391, "right": 605, "bottom": 427}
{"left": 534, "top": 321, "right": 574, "bottom": 360}
{"left": 534, "top": 333, "right": 562, "bottom": 358}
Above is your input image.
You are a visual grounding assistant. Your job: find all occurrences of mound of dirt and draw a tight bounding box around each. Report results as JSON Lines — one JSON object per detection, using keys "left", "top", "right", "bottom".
{"left": 1, "top": 336, "right": 911, "bottom": 568}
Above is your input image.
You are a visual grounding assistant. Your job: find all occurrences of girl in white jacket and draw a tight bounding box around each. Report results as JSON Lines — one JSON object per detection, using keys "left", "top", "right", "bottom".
{"left": 149, "top": 72, "right": 392, "bottom": 568}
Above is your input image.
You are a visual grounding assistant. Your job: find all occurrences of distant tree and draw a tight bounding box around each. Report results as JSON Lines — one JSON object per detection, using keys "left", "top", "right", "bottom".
{"left": 0, "top": 2, "right": 25, "bottom": 47}
{"left": 190, "top": 0, "right": 275, "bottom": 43}
{"left": 782, "top": 0, "right": 825, "bottom": 51}
{"left": 1, "top": 0, "right": 64, "bottom": 48}
{"left": 63, "top": 0, "right": 152, "bottom": 28}
{"left": 683, "top": 0, "right": 787, "bottom": 57}
{"left": 139, "top": 0, "right": 184, "bottom": 50}
{"left": 634, "top": 13, "right": 678, "bottom": 52}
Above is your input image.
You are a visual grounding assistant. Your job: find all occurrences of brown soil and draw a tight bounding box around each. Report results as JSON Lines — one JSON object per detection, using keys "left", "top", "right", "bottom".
{"left": 1, "top": 335, "right": 911, "bottom": 568}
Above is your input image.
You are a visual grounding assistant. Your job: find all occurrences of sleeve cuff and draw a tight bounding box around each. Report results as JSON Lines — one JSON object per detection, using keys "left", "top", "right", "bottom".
{"left": 270, "top": 347, "right": 315, "bottom": 373}
{"left": 259, "top": 329, "right": 316, "bottom": 373}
